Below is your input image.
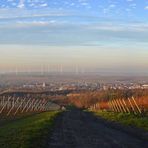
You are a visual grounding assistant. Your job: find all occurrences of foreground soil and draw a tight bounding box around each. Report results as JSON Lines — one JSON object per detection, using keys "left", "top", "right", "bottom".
{"left": 48, "top": 108, "right": 148, "bottom": 148}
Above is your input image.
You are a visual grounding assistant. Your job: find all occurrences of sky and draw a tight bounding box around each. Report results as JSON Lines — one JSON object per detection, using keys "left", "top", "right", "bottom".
{"left": 0, "top": 0, "right": 148, "bottom": 75}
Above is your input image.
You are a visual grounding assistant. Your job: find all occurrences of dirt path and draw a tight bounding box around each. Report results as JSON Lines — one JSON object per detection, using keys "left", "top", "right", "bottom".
{"left": 48, "top": 108, "right": 148, "bottom": 148}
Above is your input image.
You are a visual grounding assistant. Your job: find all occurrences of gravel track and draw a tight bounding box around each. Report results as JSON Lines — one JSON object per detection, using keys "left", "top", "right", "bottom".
{"left": 48, "top": 108, "right": 148, "bottom": 148}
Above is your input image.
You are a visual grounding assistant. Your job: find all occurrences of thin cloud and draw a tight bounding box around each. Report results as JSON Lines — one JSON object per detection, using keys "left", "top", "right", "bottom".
{"left": 86, "top": 22, "right": 148, "bottom": 32}
{"left": 18, "top": 0, "right": 25, "bottom": 8}
{"left": 109, "top": 4, "right": 116, "bottom": 8}
{"left": 40, "top": 3, "right": 48, "bottom": 7}
{"left": 144, "top": 6, "right": 148, "bottom": 10}
{"left": 127, "top": 0, "right": 134, "bottom": 2}
{"left": 0, "top": 9, "right": 72, "bottom": 19}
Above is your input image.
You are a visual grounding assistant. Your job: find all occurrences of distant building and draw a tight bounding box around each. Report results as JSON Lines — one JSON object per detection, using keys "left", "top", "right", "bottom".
{"left": 103, "top": 86, "right": 108, "bottom": 90}
{"left": 43, "top": 82, "right": 46, "bottom": 88}
{"left": 142, "top": 84, "right": 148, "bottom": 89}
{"left": 67, "top": 93, "right": 81, "bottom": 97}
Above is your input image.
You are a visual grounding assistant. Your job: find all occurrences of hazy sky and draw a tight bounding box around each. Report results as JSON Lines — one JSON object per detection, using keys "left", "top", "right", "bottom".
{"left": 0, "top": 0, "right": 148, "bottom": 74}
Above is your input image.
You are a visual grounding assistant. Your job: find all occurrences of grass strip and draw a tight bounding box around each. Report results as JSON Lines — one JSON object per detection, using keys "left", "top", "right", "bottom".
{"left": 0, "top": 111, "right": 60, "bottom": 148}
{"left": 94, "top": 111, "right": 148, "bottom": 131}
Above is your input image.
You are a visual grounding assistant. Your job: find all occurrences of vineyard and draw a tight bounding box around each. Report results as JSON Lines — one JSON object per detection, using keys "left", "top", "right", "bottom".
{"left": 0, "top": 96, "right": 60, "bottom": 117}
{"left": 90, "top": 97, "right": 148, "bottom": 115}
{"left": 68, "top": 89, "right": 148, "bottom": 116}
{"left": 0, "top": 95, "right": 61, "bottom": 148}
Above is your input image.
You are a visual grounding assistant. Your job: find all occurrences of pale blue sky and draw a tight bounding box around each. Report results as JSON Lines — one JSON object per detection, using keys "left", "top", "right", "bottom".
{"left": 0, "top": 0, "right": 148, "bottom": 74}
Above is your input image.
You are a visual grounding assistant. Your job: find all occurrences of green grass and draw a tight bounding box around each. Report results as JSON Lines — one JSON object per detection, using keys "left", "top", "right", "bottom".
{"left": 94, "top": 111, "right": 148, "bottom": 131}
{"left": 0, "top": 111, "right": 60, "bottom": 148}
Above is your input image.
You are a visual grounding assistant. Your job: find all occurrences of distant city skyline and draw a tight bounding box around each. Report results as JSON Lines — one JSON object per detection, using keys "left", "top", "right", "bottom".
{"left": 0, "top": 0, "right": 148, "bottom": 75}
